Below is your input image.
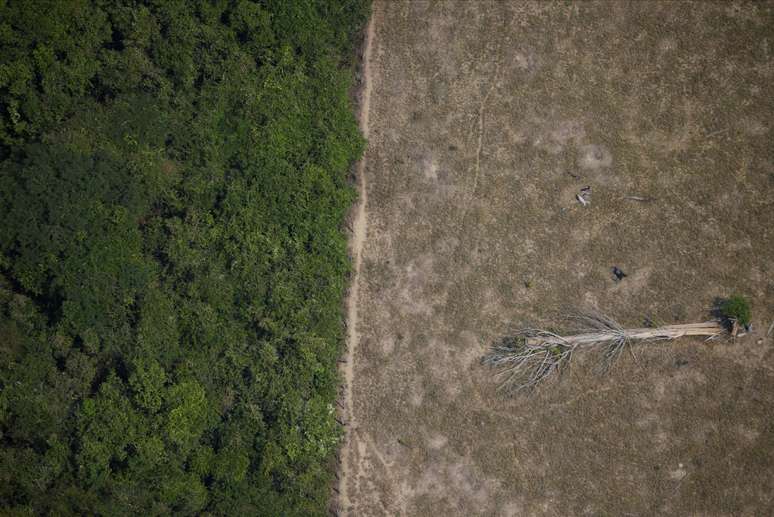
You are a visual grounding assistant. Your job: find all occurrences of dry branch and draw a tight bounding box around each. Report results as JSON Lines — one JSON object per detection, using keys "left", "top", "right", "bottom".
{"left": 484, "top": 311, "right": 725, "bottom": 394}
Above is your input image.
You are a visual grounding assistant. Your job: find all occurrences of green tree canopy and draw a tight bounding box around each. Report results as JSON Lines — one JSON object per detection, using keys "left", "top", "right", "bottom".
{"left": 0, "top": 0, "right": 368, "bottom": 514}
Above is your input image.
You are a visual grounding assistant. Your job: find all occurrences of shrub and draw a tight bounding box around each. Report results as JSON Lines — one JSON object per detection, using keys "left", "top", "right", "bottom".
{"left": 720, "top": 295, "right": 752, "bottom": 327}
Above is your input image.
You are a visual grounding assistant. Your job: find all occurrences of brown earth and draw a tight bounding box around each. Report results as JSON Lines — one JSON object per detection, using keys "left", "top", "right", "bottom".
{"left": 340, "top": 1, "right": 774, "bottom": 515}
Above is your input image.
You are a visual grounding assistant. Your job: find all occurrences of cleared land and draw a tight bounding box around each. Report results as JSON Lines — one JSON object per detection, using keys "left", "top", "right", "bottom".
{"left": 341, "top": 1, "right": 774, "bottom": 515}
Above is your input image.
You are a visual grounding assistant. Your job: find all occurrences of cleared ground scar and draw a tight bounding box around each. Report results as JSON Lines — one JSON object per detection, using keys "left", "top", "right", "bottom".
{"left": 348, "top": 1, "right": 774, "bottom": 514}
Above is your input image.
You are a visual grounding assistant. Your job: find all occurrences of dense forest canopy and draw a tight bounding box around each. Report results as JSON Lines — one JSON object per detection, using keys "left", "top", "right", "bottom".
{"left": 0, "top": 0, "right": 367, "bottom": 514}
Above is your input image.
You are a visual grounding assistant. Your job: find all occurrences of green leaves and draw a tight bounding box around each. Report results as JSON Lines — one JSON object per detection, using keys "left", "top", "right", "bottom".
{"left": 165, "top": 380, "right": 209, "bottom": 450}
{"left": 719, "top": 295, "right": 752, "bottom": 327}
{"left": 0, "top": 0, "right": 111, "bottom": 152}
{"left": 0, "top": 0, "right": 368, "bottom": 514}
{"left": 129, "top": 357, "right": 167, "bottom": 412}
{"left": 76, "top": 374, "right": 139, "bottom": 486}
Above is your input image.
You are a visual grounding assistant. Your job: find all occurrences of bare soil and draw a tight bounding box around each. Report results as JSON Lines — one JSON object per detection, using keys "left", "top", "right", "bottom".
{"left": 342, "top": 1, "right": 774, "bottom": 515}
{"left": 339, "top": 8, "right": 376, "bottom": 512}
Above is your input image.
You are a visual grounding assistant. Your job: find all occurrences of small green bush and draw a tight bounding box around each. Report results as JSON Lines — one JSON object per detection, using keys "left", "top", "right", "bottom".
{"left": 720, "top": 295, "right": 752, "bottom": 326}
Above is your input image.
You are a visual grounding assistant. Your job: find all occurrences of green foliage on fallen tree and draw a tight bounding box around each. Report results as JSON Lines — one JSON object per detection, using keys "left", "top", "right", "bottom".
{"left": 719, "top": 295, "right": 752, "bottom": 327}
{"left": 0, "top": 0, "right": 368, "bottom": 514}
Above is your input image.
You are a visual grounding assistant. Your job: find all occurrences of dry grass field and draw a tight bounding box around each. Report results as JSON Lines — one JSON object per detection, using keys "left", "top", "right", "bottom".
{"left": 341, "top": 1, "right": 774, "bottom": 515}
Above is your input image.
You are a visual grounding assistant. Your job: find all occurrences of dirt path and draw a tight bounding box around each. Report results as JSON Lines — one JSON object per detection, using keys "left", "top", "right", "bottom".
{"left": 338, "top": 5, "right": 377, "bottom": 514}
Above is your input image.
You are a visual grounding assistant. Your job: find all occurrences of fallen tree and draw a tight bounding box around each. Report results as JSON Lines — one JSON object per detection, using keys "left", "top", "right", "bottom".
{"left": 484, "top": 303, "right": 748, "bottom": 394}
